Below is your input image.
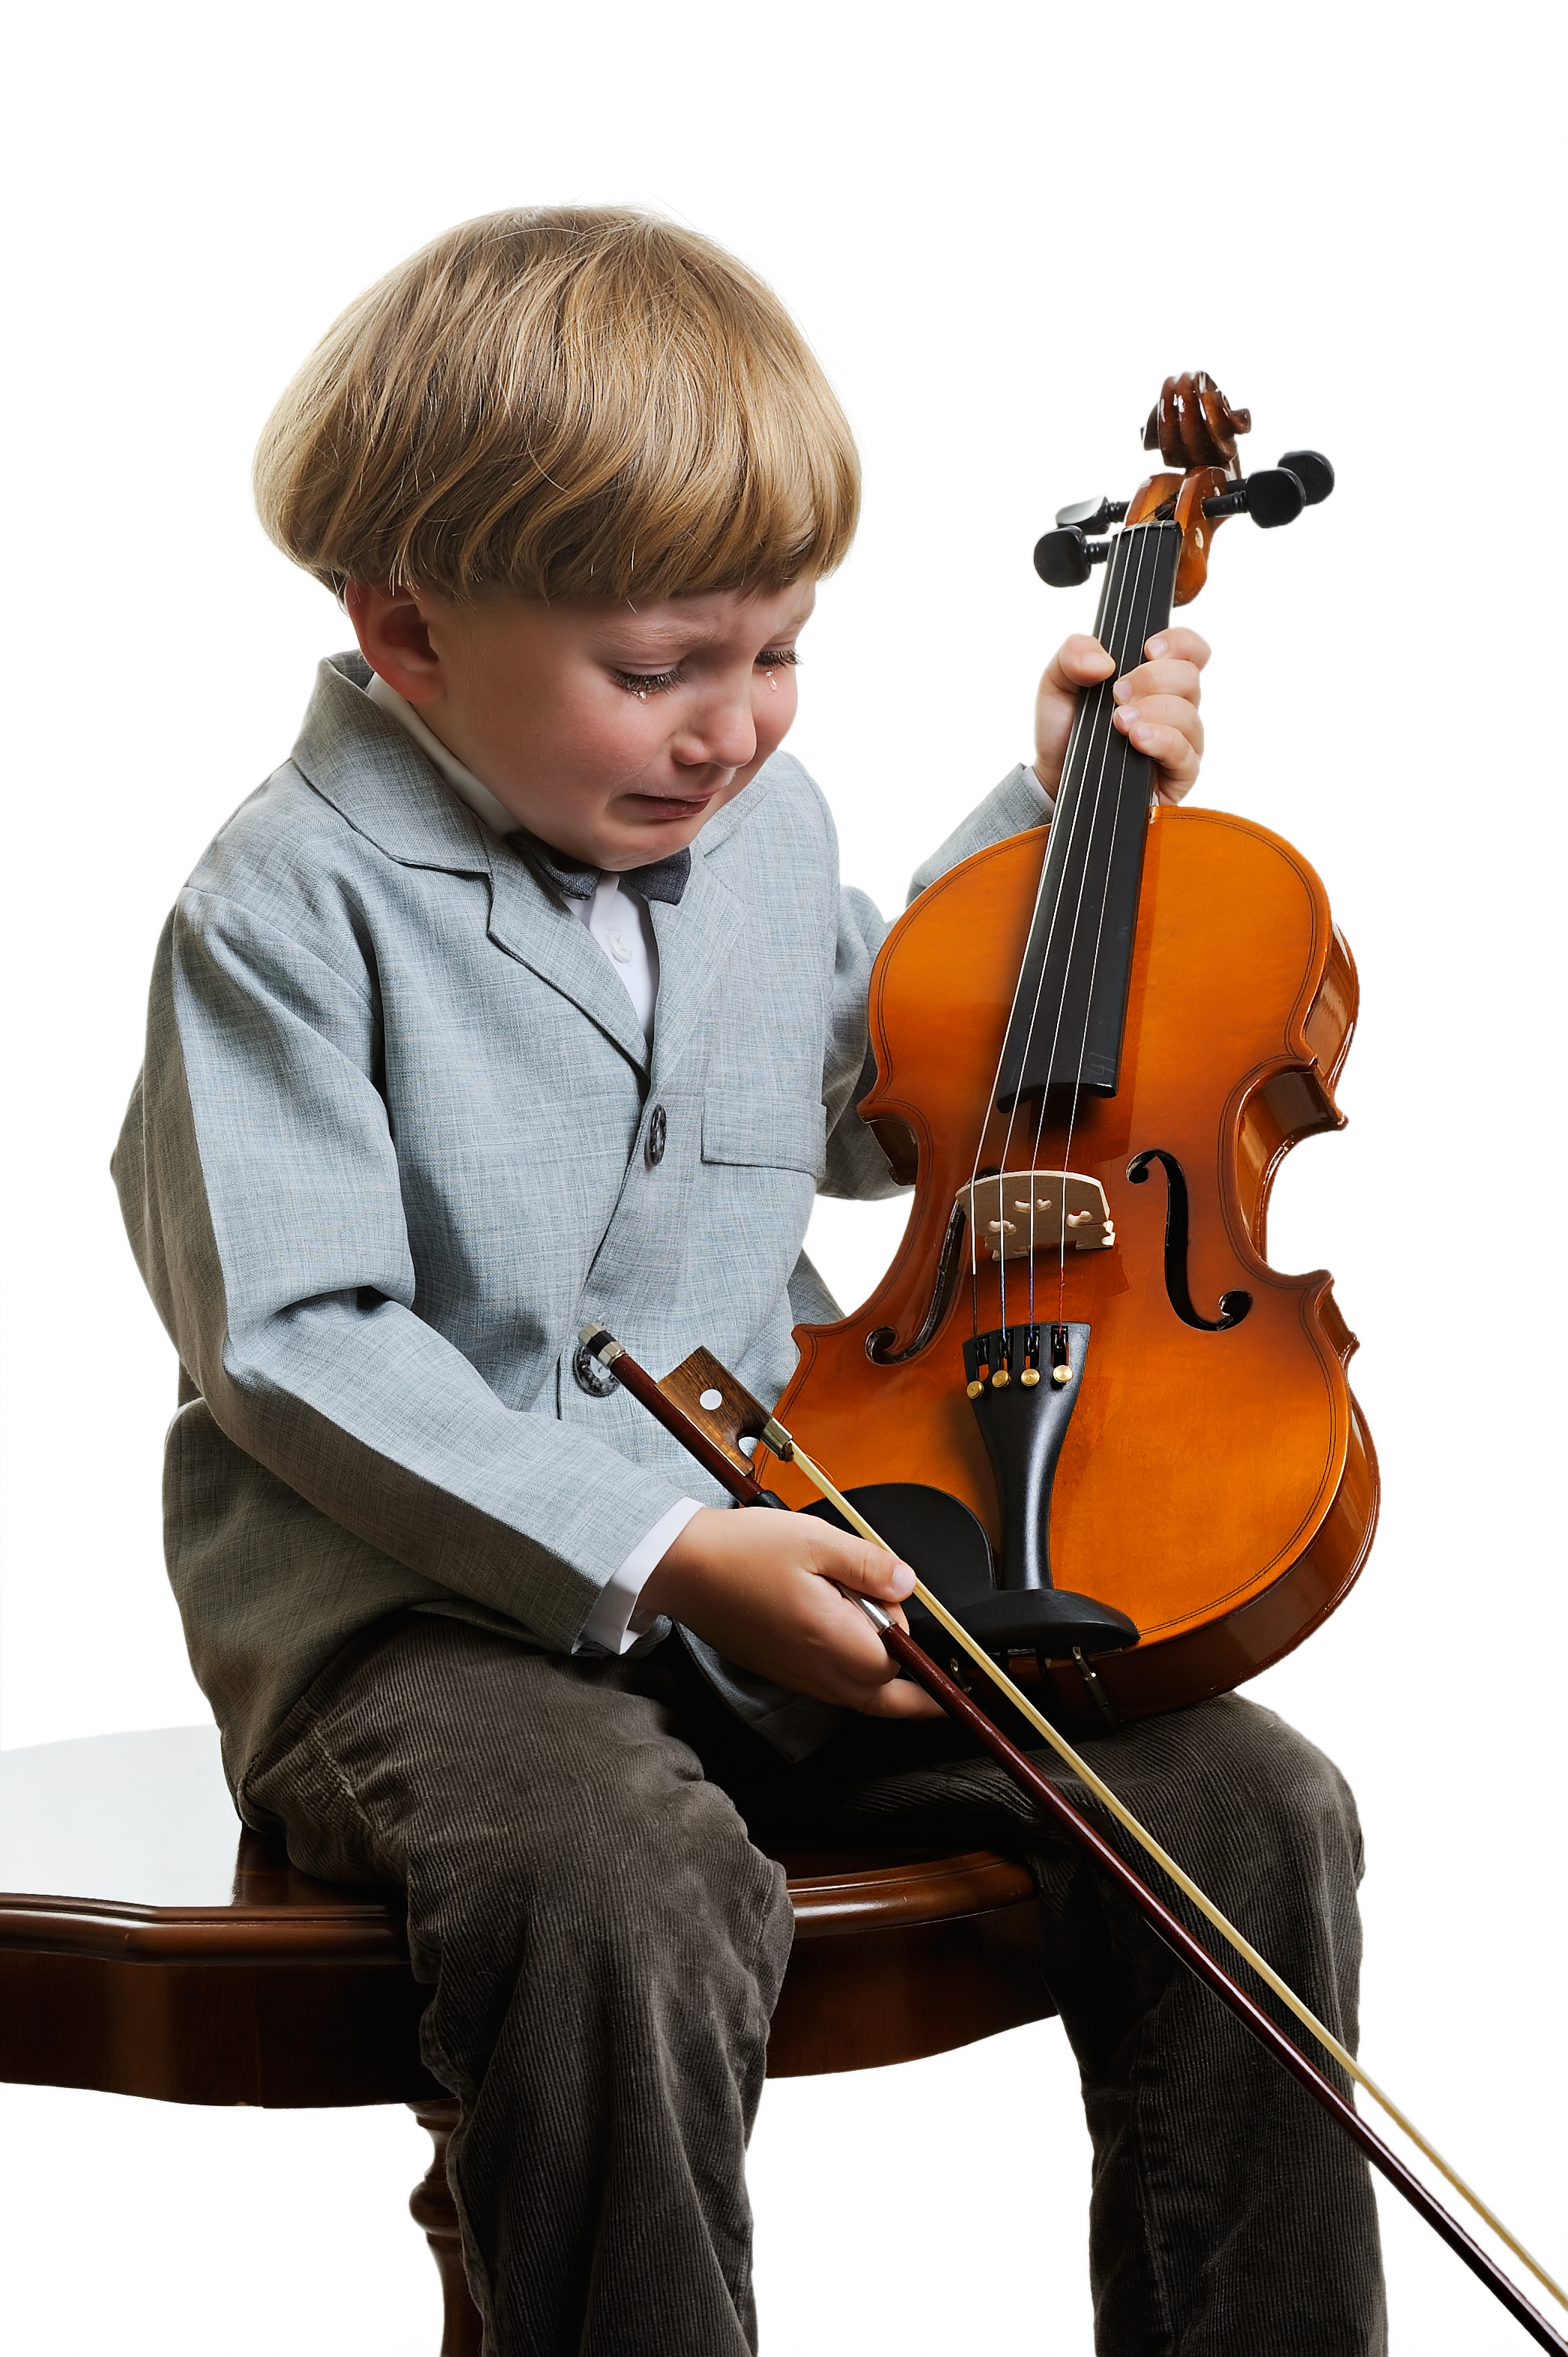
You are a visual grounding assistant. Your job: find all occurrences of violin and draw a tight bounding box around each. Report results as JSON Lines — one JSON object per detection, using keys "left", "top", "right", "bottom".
{"left": 757, "top": 370, "right": 1375, "bottom": 1735}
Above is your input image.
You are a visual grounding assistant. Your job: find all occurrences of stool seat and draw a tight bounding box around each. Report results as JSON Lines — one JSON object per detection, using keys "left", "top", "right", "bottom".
{"left": 1, "top": 1727, "right": 1053, "bottom": 2349}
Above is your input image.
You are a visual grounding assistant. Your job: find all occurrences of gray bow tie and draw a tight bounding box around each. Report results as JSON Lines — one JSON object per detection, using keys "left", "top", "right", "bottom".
{"left": 512, "top": 828, "right": 690, "bottom": 907}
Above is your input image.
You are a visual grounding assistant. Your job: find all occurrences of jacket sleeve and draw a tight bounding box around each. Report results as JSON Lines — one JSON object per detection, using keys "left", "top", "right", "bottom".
{"left": 906, "top": 761, "right": 1051, "bottom": 902}
{"left": 113, "top": 886, "right": 690, "bottom": 1655}
{"left": 817, "top": 762, "right": 1052, "bottom": 1203}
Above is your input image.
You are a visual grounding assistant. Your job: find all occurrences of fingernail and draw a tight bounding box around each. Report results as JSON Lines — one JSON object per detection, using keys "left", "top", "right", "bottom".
{"left": 1112, "top": 676, "right": 1132, "bottom": 702}
{"left": 1146, "top": 635, "right": 1168, "bottom": 657}
{"left": 1113, "top": 703, "right": 1136, "bottom": 728}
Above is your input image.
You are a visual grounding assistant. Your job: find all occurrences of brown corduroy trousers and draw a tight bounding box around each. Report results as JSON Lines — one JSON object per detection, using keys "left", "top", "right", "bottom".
{"left": 239, "top": 1613, "right": 1386, "bottom": 2357}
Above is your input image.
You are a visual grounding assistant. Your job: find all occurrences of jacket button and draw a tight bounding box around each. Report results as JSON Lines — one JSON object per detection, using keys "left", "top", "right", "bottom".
{"left": 645, "top": 1105, "right": 668, "bottom": 1167}
{"left": 572, "top": 1340, "right": 619, "bottom": 1399}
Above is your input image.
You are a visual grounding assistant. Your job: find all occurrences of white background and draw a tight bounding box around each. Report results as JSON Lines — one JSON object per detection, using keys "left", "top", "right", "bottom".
{"left": 2, "top": 0, "right": 1564, "bottom": 2348}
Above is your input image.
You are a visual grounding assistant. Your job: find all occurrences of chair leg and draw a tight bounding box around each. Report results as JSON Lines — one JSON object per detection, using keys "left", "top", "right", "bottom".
{"left": 409, "top": 2097, "right": 485, "bottom": 2356}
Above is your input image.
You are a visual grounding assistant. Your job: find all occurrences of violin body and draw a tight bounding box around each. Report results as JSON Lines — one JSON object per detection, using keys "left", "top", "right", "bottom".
{"left": 764, "top": 803, "right": 1378, "bottom": 1731}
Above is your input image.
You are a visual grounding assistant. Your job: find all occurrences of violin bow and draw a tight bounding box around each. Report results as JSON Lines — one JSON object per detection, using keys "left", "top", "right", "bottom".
{"left": 581, "top": 1324, "right": 1567, "bottom": 2354}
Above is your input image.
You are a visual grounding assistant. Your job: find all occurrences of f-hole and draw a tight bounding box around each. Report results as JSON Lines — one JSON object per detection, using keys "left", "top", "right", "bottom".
{"left": 1127, "top": 1149, "right": 1252, "bottom": 1333}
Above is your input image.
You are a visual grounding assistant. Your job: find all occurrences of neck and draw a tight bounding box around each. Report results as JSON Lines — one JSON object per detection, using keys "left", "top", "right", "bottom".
{"left": 996, "top": 520, "right": 1180, "bottom": 1110}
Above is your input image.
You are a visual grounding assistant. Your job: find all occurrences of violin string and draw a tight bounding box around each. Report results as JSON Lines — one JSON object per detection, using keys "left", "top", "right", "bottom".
{"left": 966, "top": 774, "right": 1074, "bottom": 1337}
{"left": 963, "top": 548, "right": 1123, "bottom": 1343}
{"left": 963, "top": 515, "right": 1164, "bottom": 1355}
{"left": 982, "top": 526, "right": 1147, "bottom": 1345}
{"left": 1047, "top": 524, "right": 1172, "bottom": 1322}
{"left": 1010, "top": 523, "right": 1160, "bottom": 1335}
{"left": 987, "top": 638, "right": 1114, "bottom": 1332}
{"left": 1031, "top": 524, "right": 1153, "bottom": 1330}
{"left": 781, "top": 1440, "right": 1568, "bottom": 2323}
{"left": 1032, "top": 524, "right": 1157, "bottom": 1328}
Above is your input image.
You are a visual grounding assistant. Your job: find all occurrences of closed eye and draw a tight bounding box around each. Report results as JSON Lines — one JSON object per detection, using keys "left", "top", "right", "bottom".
{"left": 612, "top": 647, "right": 799, "bottom": 698}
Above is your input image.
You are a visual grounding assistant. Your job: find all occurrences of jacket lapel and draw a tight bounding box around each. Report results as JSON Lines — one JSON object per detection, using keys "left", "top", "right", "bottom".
{"left": 485, "top": 857, "right": 652, "bottom": 1070}
{"left": 291, "top": 656, "right": 653, "bottom": 1071}
{"left": 645, "top": 853, "right": 745, "bottom": 1090}
{"left": 290, "top": 656, "right": 496, "bottom": 873}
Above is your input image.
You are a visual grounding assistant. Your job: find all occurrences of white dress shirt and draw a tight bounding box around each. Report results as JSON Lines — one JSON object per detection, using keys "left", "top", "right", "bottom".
{"left": 366, "top": 671, "right": 700, "bottom": 1649}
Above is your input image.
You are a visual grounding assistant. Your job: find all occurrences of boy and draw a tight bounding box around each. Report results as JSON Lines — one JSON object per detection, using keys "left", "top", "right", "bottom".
{"left": 114, "top": 208, "right": 1384, "bottom": 2354}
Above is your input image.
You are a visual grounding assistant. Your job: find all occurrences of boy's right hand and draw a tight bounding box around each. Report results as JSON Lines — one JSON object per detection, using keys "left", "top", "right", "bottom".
{"left": 640, "top": 1508, "right": 945, "bottom": 1719}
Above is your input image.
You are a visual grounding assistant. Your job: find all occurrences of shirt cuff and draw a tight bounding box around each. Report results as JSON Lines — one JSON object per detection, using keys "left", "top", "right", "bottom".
{"left": 1028, "top": 762, "right": 1058, "bottom": 811}
{"left": 580, "top": 1497, "right": 706, "bottom": 1656}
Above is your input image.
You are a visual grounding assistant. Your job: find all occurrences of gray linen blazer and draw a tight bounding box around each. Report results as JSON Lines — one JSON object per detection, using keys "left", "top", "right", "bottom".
{"left": 113, "top": 653, "right": 1050, "bottom": 1785}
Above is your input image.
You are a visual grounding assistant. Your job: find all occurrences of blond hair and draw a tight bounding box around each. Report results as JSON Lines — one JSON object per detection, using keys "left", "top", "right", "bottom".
{"left": 253, "top": 208, "right": 860, "bottom": 603}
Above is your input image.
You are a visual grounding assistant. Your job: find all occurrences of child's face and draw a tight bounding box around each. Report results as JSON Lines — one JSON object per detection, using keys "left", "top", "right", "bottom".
{"left": 347, "top": 577, "right": 814, "bottom": 872}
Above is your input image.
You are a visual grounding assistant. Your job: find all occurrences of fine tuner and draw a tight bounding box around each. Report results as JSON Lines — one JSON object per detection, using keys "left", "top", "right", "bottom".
{"left": 1032, "top": 369, "right": 1334, "bottom": 596}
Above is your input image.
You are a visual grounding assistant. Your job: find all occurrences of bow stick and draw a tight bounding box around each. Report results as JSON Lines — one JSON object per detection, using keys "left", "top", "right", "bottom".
{"left": 581, "top": 1323, "right": 1567, "bottom": 2353}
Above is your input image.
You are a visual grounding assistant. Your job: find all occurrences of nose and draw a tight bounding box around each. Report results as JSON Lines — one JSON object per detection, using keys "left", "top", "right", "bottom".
{"left": 671, "top": 684, "right": 757, "bottom": 774}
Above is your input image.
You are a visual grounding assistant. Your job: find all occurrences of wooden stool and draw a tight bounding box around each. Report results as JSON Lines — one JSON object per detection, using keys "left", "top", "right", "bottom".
{"left": 0, "top": 1728, "right": 1053, "bottom": 2352}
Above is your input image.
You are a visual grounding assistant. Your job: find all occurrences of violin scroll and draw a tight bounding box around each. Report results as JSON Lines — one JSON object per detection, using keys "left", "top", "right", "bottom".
{"left": 1035, "top": 370, "right": 1334, "bottom": 607}
{"left": 1143, "top": 370, "right": 1251, "bottom": 469}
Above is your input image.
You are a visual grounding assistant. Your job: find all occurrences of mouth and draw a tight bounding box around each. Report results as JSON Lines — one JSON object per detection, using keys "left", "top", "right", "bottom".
{"left": 622, "top": 788, "right": 722, "bottom": 822}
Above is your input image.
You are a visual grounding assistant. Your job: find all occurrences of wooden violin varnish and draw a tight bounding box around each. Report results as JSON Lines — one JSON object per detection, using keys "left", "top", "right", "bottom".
{"left": 760, "top": 373, "right": 1374, "bottom": 1734}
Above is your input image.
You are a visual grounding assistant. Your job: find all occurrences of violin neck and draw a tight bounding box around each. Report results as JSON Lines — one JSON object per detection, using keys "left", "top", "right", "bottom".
{"left": 996, "top": 521, "right": 1181, "bottom": 1110}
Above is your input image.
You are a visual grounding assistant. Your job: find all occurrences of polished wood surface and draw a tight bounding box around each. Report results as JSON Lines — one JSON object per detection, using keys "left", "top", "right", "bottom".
{"left": 1135, "top": 369, "right": 1253, "bottom": 599}
{"left": 763, "top": 810, "right": 1378, "bottom": 1731}
{"left": 411, "top": 2099, "right": 485, "bottom": 2356}
{"left": 1142, "top": 369, "right": 1251, "bottom": 469}
{"left": 2, "top": 1731, "right": 1053, "bottom": 2353}
{"left": 0, "top": 1729, "right": 1052, "bottom": 2102}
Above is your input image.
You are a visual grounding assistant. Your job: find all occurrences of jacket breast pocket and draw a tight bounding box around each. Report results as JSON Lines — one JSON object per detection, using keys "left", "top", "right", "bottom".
{"left": 701, "top": 1095, "right": 827, "bottom": 1180}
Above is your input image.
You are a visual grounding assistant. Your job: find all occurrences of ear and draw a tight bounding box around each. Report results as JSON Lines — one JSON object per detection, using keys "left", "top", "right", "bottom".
{"left": 344, "top": 581, "right": 444, "bottom": 707}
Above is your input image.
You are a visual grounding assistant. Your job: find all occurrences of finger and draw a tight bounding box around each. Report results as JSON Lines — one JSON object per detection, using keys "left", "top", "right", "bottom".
{"left": 1114, "top": 657, "right": 1203, "bottom": 709}
{"left": 813, "top": 1603, "right": 945, "bottom": 1719}
{"left": 1111, "top": 695, "right": 1204, "bottom": 757}
{"left": 808, "top": 1527, "right": 915, "bottom": 1606}
{"left": 1113, "top": 718, "right": 1202, "bottom": 799}
{"left": 1041, "top": 632, "right": 1116, "bottom": 699}
{"left": 1142, "top": 627, "right": 1210, "bottom": 672}
{"left": 854, "top": 1674, "right": 945, "bottom": 1720}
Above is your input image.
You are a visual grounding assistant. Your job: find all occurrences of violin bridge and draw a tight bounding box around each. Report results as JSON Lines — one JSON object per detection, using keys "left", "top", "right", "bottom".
{"left": 959, "top": 1171, "right": 1116, "bottom": 1258}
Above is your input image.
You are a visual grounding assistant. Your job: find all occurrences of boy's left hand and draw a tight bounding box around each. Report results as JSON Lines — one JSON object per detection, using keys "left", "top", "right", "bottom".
{"left": 1034, "top": 629, "right": 1210, "bottom": 808}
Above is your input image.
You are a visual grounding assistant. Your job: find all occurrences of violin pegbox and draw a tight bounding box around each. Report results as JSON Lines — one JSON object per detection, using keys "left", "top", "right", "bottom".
{"left": 1035, "top": 369, "right": 1334, "bottom": 607}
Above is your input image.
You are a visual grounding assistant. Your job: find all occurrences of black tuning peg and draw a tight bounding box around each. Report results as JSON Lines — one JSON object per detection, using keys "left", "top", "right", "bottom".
{"left": 1201, "top": 468, "right": 1305, "bottom": 529}
{"left": 1034, "top": 527, "right": 1113, "bottom": 587}
{"left": 1277, "top": 449, "right": 1334, "bottom": 506}
{"left": 1054, "top": 494, "right": 1130, "bottom": 533}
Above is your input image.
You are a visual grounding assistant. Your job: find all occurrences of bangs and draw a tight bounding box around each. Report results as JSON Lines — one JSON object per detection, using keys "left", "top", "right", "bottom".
{"left": 254, "top": 209, "right": 861, "bottom": 604}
